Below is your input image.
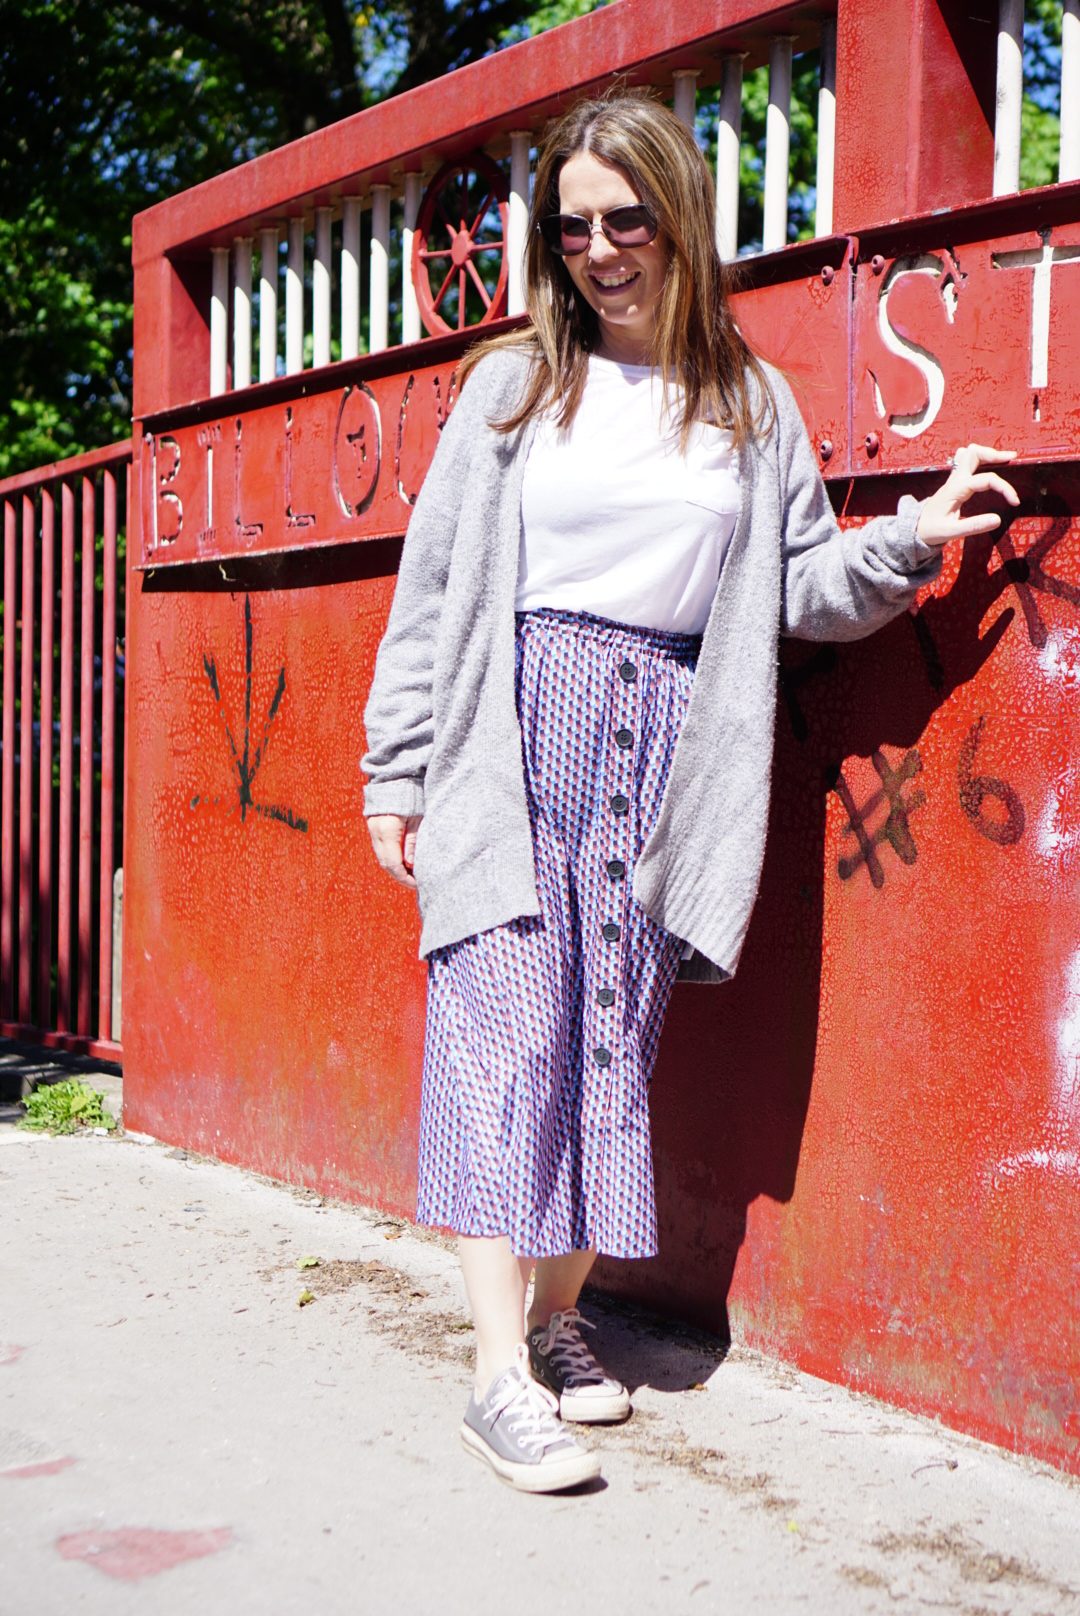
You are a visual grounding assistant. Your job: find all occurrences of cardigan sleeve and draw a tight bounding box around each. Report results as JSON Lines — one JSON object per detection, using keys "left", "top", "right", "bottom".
{"left": 773, "top": 372, "right": 943, "bottom": 643}
{"left": 361, "top": 352, "right": 506, "bottom": 817}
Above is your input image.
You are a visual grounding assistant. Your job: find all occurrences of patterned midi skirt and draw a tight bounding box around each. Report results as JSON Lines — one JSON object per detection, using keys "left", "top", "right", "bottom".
{"left": 416, "top": 608, "right": 700, "bottom": 1259}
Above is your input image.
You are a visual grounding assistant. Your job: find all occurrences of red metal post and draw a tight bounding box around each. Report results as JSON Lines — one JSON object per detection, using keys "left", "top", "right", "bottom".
{"left": 37, "top": 487, "right": 55, "bottom": 1026}
{"left": 97, "top": 470, "right": 117, "bottom": 1042}
{"left": 1, "top": 500, "right": 15, "bottom": 1019}
{"left": 56, "top": 481, "right": 75, "bottom": 1033}
{"left": 18, "top": 494, "right": 36, "bottom": 1024}
{"left": 78, "top": 476, "right": 95, "bottom": 1035}
{"left": 832, "top": 0, "right": 996, "bottom": 229}
{"left": 131, "top": 257, "right": 214, "bottom": 422}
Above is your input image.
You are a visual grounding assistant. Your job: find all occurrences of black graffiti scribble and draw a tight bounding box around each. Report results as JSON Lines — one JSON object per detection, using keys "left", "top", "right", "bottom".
{"left": 831, "top": 748, "right": 926, "bottom": 888}
{"left": 193, "top": 594, "right": 308, "bottom": 833}
{"left": 957, "top": 715, "right": 1025, "bottom": 846}
{"left": 995, "top": 515, "right": 1080, "bottom": 650}
{"left": 908, "top": 497, "right": 1078, "bottom": 695}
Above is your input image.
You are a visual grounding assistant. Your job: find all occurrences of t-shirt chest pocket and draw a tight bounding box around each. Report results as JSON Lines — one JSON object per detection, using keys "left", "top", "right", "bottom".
{"left": 679, "top": 471, "right": 741, "bottom": 519}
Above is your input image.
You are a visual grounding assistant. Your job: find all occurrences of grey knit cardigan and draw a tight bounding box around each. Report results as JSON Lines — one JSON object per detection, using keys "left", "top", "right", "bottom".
{"left": 361, "top": 347, "right": 941, "bottom": 981}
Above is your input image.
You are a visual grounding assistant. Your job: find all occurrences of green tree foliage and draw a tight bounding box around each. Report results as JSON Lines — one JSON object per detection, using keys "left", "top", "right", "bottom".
{"left": 1, "top": 0, "right": 611, "bottom": 477}
{"left": 1021, "top": 0, "right": 1063, "bottom": 189}
{"left": 731, "top": 55, "right": 821, "bottom": 249}
{"left": 498, "top": 0, "right": 612, "bottom": 41}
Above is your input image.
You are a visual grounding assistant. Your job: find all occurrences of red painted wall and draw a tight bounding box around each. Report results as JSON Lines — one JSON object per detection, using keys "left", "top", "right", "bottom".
{"left": 123, "top": 0, "right": 1079, "bottom": 1476}
{"left": 124, "top": 564, "right": 427, "bottom": 1208}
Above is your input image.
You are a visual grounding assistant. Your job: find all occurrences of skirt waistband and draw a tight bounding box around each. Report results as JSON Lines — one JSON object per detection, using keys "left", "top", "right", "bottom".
{"left": 515, "top": 607, "right": 702, "bottom": 662}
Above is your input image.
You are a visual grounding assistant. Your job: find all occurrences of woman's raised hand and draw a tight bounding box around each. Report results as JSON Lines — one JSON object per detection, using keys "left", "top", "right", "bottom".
{"left": 367, "top": 814, "right": 423, "bottom": 889}
{"left": 916, "top": 444, "right": 1019, "bottom": 548}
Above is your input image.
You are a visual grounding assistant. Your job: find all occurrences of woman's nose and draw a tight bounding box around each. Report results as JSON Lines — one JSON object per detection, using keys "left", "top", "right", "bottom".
{"left": 587, "top": 224, "right": 619, "bottom": 263}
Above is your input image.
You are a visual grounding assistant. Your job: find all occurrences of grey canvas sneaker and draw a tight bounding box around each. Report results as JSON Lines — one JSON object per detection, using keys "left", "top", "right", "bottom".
{"left": 461, "top": 1344, "right": 601, "bottom": 1493}
{"left": 526, "top": 1308, "right": 631, "bottom": 1423}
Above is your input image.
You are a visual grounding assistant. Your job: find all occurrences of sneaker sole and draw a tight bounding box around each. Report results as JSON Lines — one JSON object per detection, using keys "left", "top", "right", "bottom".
{"left": 460, "top": 1423, "right": 601, "bottom": 1493}
{"left": 558, "top": 1387, "right": 632, "bottom": 1424}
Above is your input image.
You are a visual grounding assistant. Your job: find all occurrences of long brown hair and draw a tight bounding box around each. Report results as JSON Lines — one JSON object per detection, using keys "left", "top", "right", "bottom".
{"left": 461, "top": 89, "right": 773, "bottom": 449}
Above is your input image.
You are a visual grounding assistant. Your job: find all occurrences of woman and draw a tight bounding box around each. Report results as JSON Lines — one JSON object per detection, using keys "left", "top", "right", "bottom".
{"left": 362, "top": 91, "right": 1016, "bottom": 1494}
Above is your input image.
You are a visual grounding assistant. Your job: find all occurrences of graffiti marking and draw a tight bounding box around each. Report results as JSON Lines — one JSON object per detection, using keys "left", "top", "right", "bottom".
{"left": 832, "top": 748, "right": 926, "bottom": 888}
{"left": 996, "top": 515, "right": 1080, "bottom": 650}
{"left": 196, "top": 595, "right": 307, "bottom": 833}
{"left": 957, "top": 716, "right": 1025, "bottom": 846}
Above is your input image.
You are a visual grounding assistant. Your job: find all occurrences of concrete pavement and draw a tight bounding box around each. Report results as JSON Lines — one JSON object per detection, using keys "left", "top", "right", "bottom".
{"left": 1, "top": 1067, "right": 1078, "bottom": 1616}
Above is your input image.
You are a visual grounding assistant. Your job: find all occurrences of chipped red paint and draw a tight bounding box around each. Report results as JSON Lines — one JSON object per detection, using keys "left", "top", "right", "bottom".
{"left": 117, "top": 0, "right": 1079, "bottom": 1479}
{"left": 0, "top": 1345, "right": 26, "bottom": 1366}
{"left": 55, "top": 1527, "right": 234, "bottom": 1581}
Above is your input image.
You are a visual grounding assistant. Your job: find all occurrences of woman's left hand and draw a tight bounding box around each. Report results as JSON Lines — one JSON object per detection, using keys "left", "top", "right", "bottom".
{"left": 916, "top": 444, "right": 1020, "bottom": 548}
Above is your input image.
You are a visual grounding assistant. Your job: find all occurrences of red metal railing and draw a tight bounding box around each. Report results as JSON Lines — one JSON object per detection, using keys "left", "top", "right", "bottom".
{"left": 0, "top": 441, "right": 130, "bottom": 1061}
{"left": 132, "top": 1, "right": 846, "bottom": 425}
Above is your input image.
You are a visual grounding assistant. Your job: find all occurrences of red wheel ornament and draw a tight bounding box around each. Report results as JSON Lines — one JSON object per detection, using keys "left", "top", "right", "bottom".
{"left": 412, "top": 155, "right": 510, "bottom": 337}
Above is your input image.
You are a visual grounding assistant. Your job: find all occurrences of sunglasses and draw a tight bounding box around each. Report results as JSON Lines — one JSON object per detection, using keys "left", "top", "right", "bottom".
{"left": 537, "top": 203, "right": 659, "bottom": 257}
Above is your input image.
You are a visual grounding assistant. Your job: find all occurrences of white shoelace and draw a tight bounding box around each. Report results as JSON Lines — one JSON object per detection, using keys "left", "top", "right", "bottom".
{"left": 489, "top": 1346, "right": 566, "bottom": 1456}
{"left": 534, "top": 1308, "right": 611, "bottom": 1387}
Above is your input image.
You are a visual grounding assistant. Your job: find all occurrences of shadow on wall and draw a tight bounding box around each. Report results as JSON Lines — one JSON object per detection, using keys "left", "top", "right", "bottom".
{"left": 590, "top": 499, "right": 1040, "bottom": 1341}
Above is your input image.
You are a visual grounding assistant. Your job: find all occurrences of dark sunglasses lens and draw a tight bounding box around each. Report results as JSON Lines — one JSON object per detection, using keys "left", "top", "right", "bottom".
{"left": 540, "top": 214, "right": 591, "bottom": 255}
{"left": 603, "top": 205, "right": 657, "bottom": 246}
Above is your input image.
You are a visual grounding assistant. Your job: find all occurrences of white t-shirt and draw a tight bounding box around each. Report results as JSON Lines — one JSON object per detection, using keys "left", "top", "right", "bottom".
{"left": 516, "top": 355, "right": 741, "bottom": 634}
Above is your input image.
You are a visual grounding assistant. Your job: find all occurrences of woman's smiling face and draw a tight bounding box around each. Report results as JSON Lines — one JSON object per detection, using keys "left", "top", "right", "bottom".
{"left": 556, "top": 151, "right": 668, "bottom": 364}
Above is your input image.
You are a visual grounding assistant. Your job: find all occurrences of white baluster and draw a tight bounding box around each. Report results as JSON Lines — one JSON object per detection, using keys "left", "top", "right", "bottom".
{"left": 314, "top": 206, "right": 332, "bottom": 368}
{"left": 232, "top": 238, "right": 252, "bottom": 390}
{"left": 341, "top": 197, "right": 362, "bottom": 360}
{"left": 403, "top": 173, "right": 423, "bottom": 344}
{"left": 763, "top": 37, "right": 794, "bottom": 253}
{"left": 259, "top": 227, "right": 278, "bottom": 383}
{"left": 210, "top": 247, "right": 229, "bottom": 396}
{"left": 370, "top": 184, "right": 391, "bottom": 354}
{"left": 816, "top": 18, "right": 837, "bottom": 236}
{"left": 508, "top": 132, "right": 531, "bottom": 316}
{"left": 716, "top": 55, "right": 745, "bottom": 261}
{"left": 1062, "top": 0, "right": 1080, "bottom": 182}
{"left": 994, "top": 0, "right": 1024, "bottom": 196}
{"left": 673, "top": 70, "right": 699, "bottom": 134}
{"left": 286, "top": 216, "right": 305, "bottom": 375}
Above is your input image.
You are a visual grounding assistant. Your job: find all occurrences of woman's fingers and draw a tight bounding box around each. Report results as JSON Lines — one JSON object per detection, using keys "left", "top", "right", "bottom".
{"left": 367, "top": 813, "right": 421, "bottom": 889}
{"left": 402, "top": 819, "right": 420, "bottom": 870}
{"left": 950, "top": 510, "right": 1006, "bottom": 537}
{"left": 916, "top": 443, "right": 1020, "bottom": 547}
{"left": 955, "top": 470, "right": 1020, "bottom": 505}
{"left": 952, "top": 443, "right": 1017, "bottom": 469}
